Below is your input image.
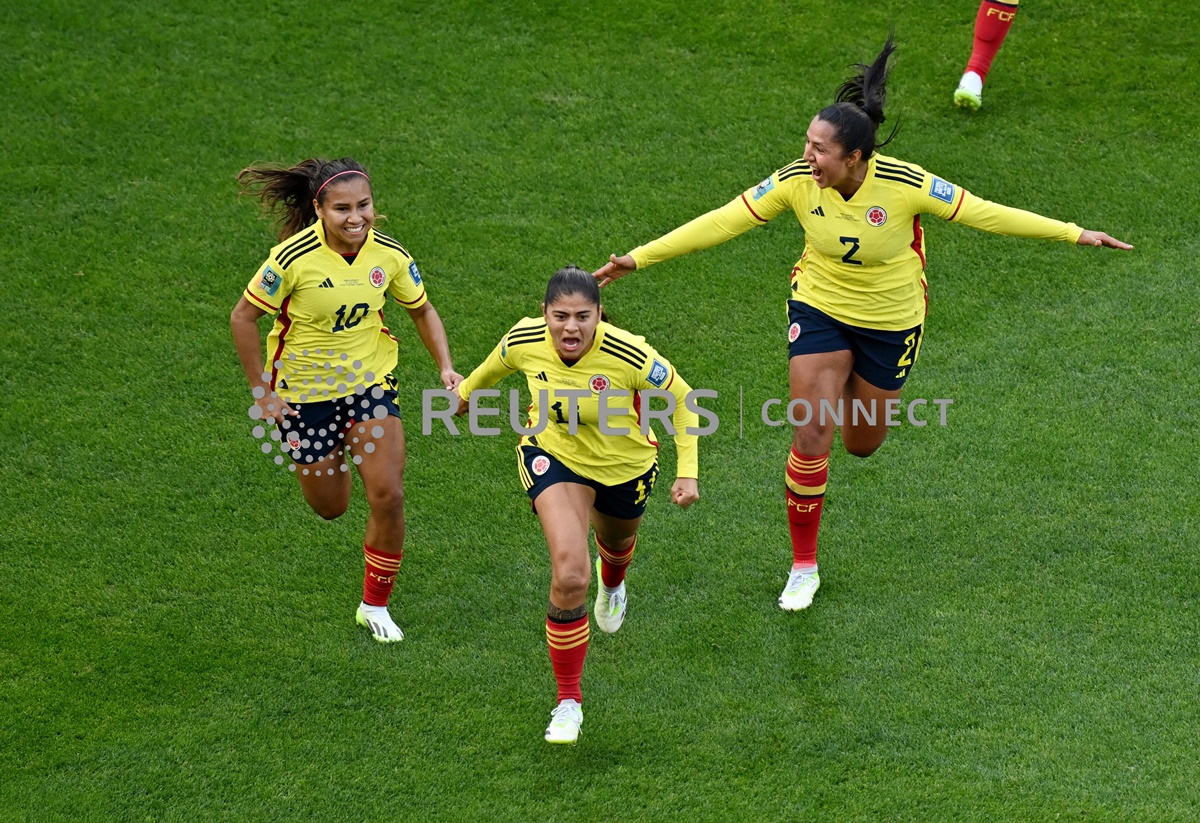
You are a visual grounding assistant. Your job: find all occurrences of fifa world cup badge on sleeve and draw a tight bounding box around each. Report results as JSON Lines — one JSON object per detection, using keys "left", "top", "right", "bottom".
{"left": 647, "top": 360, "right": 669, "bottom": 387}
{"left": 408, "top": 261, "right": 422, "bottom": 285}
{"left": 259, "top": 266, "right": 282, "bottom": 296}
{"left": 753, "top": 177, "right": 775, "bottom": 200}
{"left": 930, "top": 177, "right": 955, "bottom": 204}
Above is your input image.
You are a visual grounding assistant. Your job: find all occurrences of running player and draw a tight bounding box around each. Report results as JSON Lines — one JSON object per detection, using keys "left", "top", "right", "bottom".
{"left": 594, "top": 35, "right": 1130, "bottom": 613}
{"left": 231, "top": 157, "right": 462, "bottom": 643}
{"left": 454, "top": 265, "right": 701, "bottom": 744}
{"left": 954, "top": 0, "right": 1020, "bottom": 110}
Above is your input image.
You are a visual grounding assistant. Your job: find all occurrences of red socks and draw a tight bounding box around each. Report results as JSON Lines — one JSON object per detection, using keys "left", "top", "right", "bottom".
{"left": 597, "top": 536, "right": 636, "bottom": 588}
{"left": 786, "top": 448, "right": 828, "bottom": 570}
{"left": 362, "top": 543, "right": 403, "bottom": 607}
{"left": 967, "top": 0, "right": 1019, "bottom": 82}
{"left": 546, "top": 615, "right": 589, "bottom": 703}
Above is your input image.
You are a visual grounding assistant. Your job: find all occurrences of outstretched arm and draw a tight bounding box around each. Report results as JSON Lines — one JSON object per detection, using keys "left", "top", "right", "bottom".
{"left": 596, "top": 192, "right": 769, "bottom": 287}
{"left": 951, "top": 191, "right": 1132, "bottom": 249}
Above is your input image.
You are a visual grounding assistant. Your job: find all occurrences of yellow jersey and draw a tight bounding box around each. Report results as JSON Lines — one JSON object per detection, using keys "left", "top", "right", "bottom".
{"left": 243, "top": 221, "right": 428, "bottom": 403}
{"left": 630, "top": 153, "right": 1084, "bottom": 330}
{"left": 456, "top": 318, "right": 699, "bottom": 485}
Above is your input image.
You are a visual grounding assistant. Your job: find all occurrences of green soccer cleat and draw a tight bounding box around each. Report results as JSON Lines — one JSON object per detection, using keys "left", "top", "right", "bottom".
{"left": 544, "top": 699, "right": 583, "bottom": 744}
{"left": 778, "top": 569, "right": 820, "bottom": 611}
{"left": 954, "top": 71, "right": 983, "bottom": 111}
{"left": 593, "top": 556, "right": 628, "bottom": 634}
{"left": 356, "top": 603, "right": 404, "bottom": 643}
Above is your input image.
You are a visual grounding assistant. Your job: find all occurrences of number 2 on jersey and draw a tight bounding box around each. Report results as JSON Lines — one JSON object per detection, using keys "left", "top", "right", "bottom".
{"left": 839, "top": 236, "right": 863, "bottom": 266}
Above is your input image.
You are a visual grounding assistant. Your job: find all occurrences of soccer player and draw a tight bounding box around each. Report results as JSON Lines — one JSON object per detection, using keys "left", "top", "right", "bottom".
{"left": 954, "top": 0, "right": 1020, "bottom": 110}
{"left": 230, "top": 158, "right": 462, "bottom": 643}
{"left": 594, "top": 35, "right": 1130, "bottom": 613}
{"left": 454, "top": 265, "right": 701, "bottom": 744}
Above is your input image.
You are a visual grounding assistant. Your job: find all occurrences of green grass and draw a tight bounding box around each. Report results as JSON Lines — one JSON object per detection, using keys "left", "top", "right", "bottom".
{"left": 2, "top": 0, "right": 1197, "bottom": 819}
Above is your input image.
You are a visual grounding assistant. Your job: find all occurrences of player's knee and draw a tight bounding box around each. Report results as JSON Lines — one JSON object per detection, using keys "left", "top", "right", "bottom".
{"left": 367, "top": 484, "right": 405, "bottom": 520}
{"left": 552, "top": 569, "right": 588, "bottom": 602}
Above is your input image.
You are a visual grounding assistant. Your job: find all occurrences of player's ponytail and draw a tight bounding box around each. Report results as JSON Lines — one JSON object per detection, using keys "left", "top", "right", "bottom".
{"left": 544, "top": 265, "right": 609, "bottom": 323}
{"left": 238, "top": 158, "right": 371, "bottom": 241}
{"left": 817, "top": 33, "right": 899, "bottom": 160}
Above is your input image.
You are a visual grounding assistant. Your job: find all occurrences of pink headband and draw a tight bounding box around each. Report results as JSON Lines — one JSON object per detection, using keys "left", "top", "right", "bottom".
{"left": 315, "top": 169, "right": 369, "bottom": 199}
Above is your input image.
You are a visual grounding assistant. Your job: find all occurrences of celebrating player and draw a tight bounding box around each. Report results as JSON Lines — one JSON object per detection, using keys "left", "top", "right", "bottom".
{"left": 231, "top": 157, "right": 461, "bottom": 643}
{"left": 454, "top": 265, "right": 700, "bottom": 744}
{"left": 954, "top": 0, "right": 1020, "bottom": 110}
{"left": 595, "top": 35, "right": 1130, "bottom": 613}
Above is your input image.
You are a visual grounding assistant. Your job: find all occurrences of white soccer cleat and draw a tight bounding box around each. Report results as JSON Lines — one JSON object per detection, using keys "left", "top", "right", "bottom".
{"left": 778, "top": 570, "right": 820, "bottom": 611}
{"left": 544, "top": 699, "right": 583, "bottom": 744}
{"left": 593, "top": 556, "right": 627, "bottom": 634}
{"left": 356, "top": 603, "right": 404, "bottom": 642}
{"left": 954, "top": 71, "right": 983, "bottom": 111}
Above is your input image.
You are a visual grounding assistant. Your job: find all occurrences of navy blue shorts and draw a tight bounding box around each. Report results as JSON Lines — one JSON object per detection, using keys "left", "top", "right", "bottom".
{"left": 787, "top": 300, "right": 924, "bottom": 390}
{"left": 279, "top": 375, "right": 400, "bottom": 464}
{"left": 518, "top": 443, "right": 659, "bottom": 521}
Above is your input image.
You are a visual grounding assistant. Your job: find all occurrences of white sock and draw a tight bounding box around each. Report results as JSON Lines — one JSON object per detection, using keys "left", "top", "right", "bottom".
{"left": 359, "top": 602, "right": 390, "bottom": 617}
{"left": 958, "top": 71, "right": 983, "bottom": 94}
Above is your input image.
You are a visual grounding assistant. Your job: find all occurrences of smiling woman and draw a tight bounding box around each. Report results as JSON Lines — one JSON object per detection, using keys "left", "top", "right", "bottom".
{"left": 594, "top": 33, "right": 1131, "bottom": 614}
{"left": 229, "top": 157, "right": 463, "bottom": 644}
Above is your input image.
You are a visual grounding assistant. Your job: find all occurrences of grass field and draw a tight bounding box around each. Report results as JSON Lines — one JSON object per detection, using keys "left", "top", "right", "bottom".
{"left": 3, "top": 0, "right": 1198, "bottom": 819}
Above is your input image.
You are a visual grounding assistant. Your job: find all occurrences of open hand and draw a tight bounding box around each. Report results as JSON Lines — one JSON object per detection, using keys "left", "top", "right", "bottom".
{"left": 1077, "top": 230, "right": 1132, "bottom": 250}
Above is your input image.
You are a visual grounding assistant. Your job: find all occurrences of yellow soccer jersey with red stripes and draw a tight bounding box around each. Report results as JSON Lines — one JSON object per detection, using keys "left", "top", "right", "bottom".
{"left": 243, "top": 222, "right": 428, "bottom": 403}
{"left": 630, "top": 153, "right": 1083, "bottom": 331}
{"left": 456, "top": 318, "right": 699, "bottom": 486}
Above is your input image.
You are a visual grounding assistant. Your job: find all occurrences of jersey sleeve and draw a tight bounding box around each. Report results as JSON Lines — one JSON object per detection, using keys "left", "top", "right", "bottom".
{"left": 915, "top": 171, "right": 1083, "bottom": 242}
{"left": 635, "top": 346, "right": 699, "bottom": 478}
{"left": 387, "top": 254, "right": 429, "bottom": 310}
{"left": 628, "top": 169, "right": 792, "bottom": 269}
{"left": 951, "top": 191, "right": 1084, "bottom": 242}
{"left": 455, "top": 322, "right": 524, "bottom": 399}
{"left": 243, "top": 256, "right": 292, "bottom": 313}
